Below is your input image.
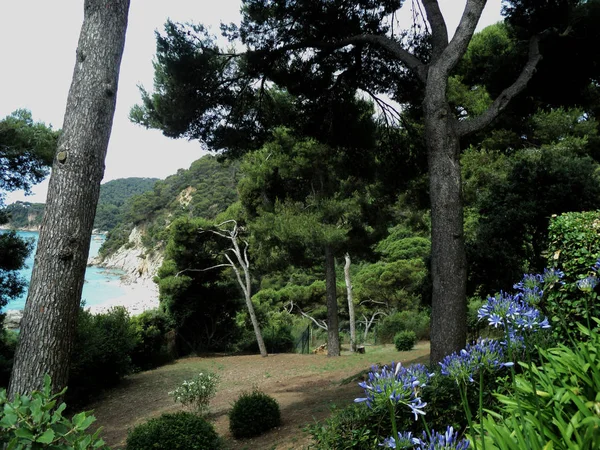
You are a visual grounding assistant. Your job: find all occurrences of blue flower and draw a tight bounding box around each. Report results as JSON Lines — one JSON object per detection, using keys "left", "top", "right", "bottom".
{"left": 355, "top": 362, "right": 432, "bottom": 420}
{"left": 542, "top": 267, "right": 565, "bottom": 285}
{"left": 576, "top": 276, "right": 598, "bottom": 293}
{"left": 478, "top": 291, "right": 550, "bottom": 334}
{"left": 379, "top": 431, "right": 420, "bottom": 448}
{"left": 440, "top": 339, "right": 511, "bottom": 384}
{"left": 415, "top": 426, "right": 470, "bottom": 449}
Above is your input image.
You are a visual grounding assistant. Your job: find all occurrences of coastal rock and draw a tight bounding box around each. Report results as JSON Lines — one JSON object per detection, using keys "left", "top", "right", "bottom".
{"left": 4, "top": 309, "right": 23, "bottom": 330}
{"left": 93, "top": 226, "right": 163, "bottom": 285}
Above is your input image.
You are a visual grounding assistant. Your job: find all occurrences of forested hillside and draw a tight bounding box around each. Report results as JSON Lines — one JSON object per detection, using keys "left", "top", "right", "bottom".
{"left": 1, "top": 177, "right": 158, "bottom": 231}
{"left": 98, "top": 155, "right": 239, "bottom": 258}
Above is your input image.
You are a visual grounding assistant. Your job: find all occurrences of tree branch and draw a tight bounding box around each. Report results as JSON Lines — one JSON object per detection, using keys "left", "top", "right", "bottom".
{"left": 456, "top": 33, "right": 546, "bottom": 137}
{"left": 438, "top": 0, "right": 486, "bottom": 74}
{"left": 263, "top": 34, "right": 428, "bottom": 83}
{"left": 421, "top": 0, "right": 449, "bottom": 60}
{"left": 175, "top": 264, "right": 232, "bottom": 277}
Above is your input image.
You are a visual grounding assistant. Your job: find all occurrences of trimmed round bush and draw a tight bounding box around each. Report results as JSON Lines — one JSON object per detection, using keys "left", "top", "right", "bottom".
{"left": 394, "top": 330, "right": 417, "bottom": 351}
{"left": 229, "top": 389, "right": 281, "bottom": 438}
{"left": 126, "top": 412, "right": 221, "bottom": 450}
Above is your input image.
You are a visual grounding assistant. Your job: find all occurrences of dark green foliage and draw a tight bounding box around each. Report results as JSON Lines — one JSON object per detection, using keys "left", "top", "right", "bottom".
{"left": 308, "top": 403, "right": 385, "bottom": 450}
{"left": 130, "top": 309, "right": 175, "bottom": 371}
{"left": 229, "top": 389, "right": 281, "bottom": 438}
{"left": 157, "top": 217, "right": 242, "bottom": 354}
{"left": 463, "top": 116, "right": 600, "bottom": 294}
{"left": 393, "top": 330, "right": 417, "bottom": 351}
{"left": 0, "top": 110, "right": 57, "bottom": 197}
{"left": 0, "top": 330, "right": 17, "bottom": 387}
{"left": 68, "top": 307, "right": 138, "bottom": 405}
{"left": 374, "top": 310, "right": 430, "bottom": 343}
{"left": 126, "top": 411, "right": 221, "bottom": 450}
{"left": 545, "top": 211, "right": 600, "bottom": 334}
{"left": 1, "top": 201, "right": 45, "bottom": 229}
{"left": 94, "top": 177, "right": 158, "bottom": 231}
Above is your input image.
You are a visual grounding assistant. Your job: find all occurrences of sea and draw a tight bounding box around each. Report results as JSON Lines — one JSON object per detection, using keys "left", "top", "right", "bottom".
{"left": 2, "top": 230, "right": 126, "bottom": 311}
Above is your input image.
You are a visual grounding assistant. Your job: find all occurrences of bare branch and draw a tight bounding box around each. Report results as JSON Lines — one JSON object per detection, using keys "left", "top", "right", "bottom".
{"left": 225, "top": 253, "right": 249, "bottom": 298}
{"left": 300, "top": 311, "right": 328, "bottom": 330}
{"left": 456, "top": 33, "right": 546, "bottom": 137}
{"left": 175, "top": 264, "right": 232, "bottom": 277}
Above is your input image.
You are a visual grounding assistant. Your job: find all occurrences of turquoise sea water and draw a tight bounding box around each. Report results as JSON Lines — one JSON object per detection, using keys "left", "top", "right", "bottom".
{"left": 2, "top": 231, "right": 126, "bottom": 311}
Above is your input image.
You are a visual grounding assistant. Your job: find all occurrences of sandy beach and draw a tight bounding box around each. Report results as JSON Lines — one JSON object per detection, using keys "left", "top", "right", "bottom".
{"left": 84, "top": 279, "right": 160, "bottom": 316}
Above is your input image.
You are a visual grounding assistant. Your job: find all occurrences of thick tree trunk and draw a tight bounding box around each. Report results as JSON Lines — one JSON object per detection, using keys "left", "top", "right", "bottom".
{"left": 424, "top": 67, "right": 468, "bottom": 364}
{"left": 325, "top": 246, "right": 340, "bottom": 357}
{"left": 8, "top": 0, "right": 130, "bottom": 396}
{"left": 344, "top": 253, "right": 357, "bottom": 352}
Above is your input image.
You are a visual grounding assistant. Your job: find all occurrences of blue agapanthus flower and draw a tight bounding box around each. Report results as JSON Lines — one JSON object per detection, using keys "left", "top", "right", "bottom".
{"left": 439, "top": 339, "right": 512, "bottom": 384}
{"left": 542, "top": 267, "right": 565, "bottom": 286}
{"left": 576, "top": 276, "right": 599, "bottom": 293}
{"left": 379, "top": 431, "right": 420, "bottom": 448}
{"left": 355, "top": 362, "right": 431, "bottom": 420}
{"left": 416, "top": 426, "right": 470, "bottom": 450}
{"left": 478, "top": 292, "right": 550, "bottom": 333}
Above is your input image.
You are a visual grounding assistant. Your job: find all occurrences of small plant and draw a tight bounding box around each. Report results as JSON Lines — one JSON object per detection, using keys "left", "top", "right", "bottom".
{"left": 126, "top": 411, "right": 221, "bottom": 450}
{"left": 169, "top": 371, "right": 220, "bottom": 415}
{"left": 0, "top": 375, "right": 108, "bottom": 449}
{"left": 394, "top": 330, "right": 417, "bottom": 351}
{"left": 229, "top": 388, "right": 281, "bottom": 438}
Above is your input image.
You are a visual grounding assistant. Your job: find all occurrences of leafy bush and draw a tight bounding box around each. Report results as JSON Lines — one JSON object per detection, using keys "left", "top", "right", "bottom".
{"left": 169, "top": 372, "right": 220, "bottom": 415}
{"left": 229, "top": 389, "right": 281, "bottom": 438}
{"left": 308, "top": 403, "right": 385, "bottom": 449}
{"left": 126, "top": 411, "right": 221, "bottom": 450}
{"left": 546, "top": 211, "right": 600, "bottom": 334}
{"left": 0, "top": 375, "right": 108, "bottom": 449}
{"left": 130, "top": 308, "right": 175, "bottom": 371}
{"left": 0, "top": 329, "right": 18, "bottom": 387}
{"left": 68, "top": 306, "right": 138, "bottom": 405}
{"left": 374, "top": 309, "right": 430, "bottom": 343}
{"left": 394, "top": 331, "right": 417, "bottom": 351}
{"left": 479, "top": 321, "right": 600, "bottom": 449}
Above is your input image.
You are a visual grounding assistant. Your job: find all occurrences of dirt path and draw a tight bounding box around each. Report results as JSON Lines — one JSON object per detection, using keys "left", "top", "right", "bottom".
{"left": 88, "top": 342, "right": 430, "bottom": 449}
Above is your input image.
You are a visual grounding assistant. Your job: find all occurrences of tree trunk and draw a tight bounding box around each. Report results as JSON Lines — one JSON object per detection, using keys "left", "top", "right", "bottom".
{"left": 325, "top": 246, "right": 340, "bottom": 357}
{"left": 344, "top": 253, "right": 357, "bottom": 352}
{"left": 236, "top": 248, "right": 267, "bottom": 357}
{"left": 8, "top": 0, "right": 130, "bottom": 396}
{"left": 424, "top": 67, "right": 468, "bottom": 364}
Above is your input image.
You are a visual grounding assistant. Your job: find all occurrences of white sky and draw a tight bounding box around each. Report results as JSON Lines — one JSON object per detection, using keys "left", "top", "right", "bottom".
{"left": 0, "top": 0, "right": 502, "bottom": 204}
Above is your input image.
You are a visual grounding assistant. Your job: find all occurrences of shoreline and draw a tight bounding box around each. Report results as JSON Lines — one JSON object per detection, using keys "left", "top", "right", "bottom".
{"left": 4, "top": 279, "right": 160, "bottom": 330}
{"left": 84, "top": 278, "right": 160, "bottom": 316}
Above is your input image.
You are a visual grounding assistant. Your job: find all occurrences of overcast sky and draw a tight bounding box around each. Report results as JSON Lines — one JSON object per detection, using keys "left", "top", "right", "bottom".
{"left": 0, "top": 0, "right": 502, "bottom": 204}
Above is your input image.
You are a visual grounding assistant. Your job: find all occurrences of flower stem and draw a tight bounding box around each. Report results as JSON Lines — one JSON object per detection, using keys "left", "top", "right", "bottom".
{"left": 387, "top": 401, "right": 398, "bottom": 445}
{"left": 479, "top": 369, "right": 486, "bottom": 450}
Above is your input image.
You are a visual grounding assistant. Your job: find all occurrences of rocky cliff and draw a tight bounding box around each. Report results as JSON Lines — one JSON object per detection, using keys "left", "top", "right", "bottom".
{"left": 91, "top": 226, "right": 163, "bottom": 287}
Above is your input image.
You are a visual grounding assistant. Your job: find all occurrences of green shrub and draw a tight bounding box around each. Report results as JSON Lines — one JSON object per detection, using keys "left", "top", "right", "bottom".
{"left": 394, "top": 331, "right": 417, "bottom": 351}
{"left": 0, "top": 329, "right": 18, "bottom": 387}
{"left": 130, "top": 308, "right": 175, "bottom": 371}
{"left": 308, "top": 403, "right": 385, "bottom": 449}
{"left": 0, "top": 375, "right": 108, "bottom": 449}
{"left": 68, "top": 306, "right": 138, "bottom": 405}
{"left": 546, "top": 211, "right": 600, "bottom": 335}
{"left": 374, "top": 309, "right": 430, "bottom": 343}
{"left": 169, "top": 371, "right": 220, "bottom": 415}
{"left": 478, "top": 321, "right": 600, "bottom": 449}
{"left": 126, "top": 411, "right": 221, "bottom": 450}
{"left": 229, "top": 389, "right": 281, "bottom": 438}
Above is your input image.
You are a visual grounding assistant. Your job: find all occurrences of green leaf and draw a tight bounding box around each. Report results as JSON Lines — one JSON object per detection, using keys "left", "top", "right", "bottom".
{"left": 35, "top": 428, "right": 55, "bottom": 444}
{"left": 14, "top": 427, "right": 34, "bottom": 441}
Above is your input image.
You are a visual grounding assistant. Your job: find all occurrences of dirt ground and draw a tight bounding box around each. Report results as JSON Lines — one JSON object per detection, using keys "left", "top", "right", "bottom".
{"left": 88, "top": 342, "right": 430, "bottom": 449}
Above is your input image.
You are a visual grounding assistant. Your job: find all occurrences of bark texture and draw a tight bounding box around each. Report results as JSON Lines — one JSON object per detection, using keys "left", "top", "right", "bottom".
{"left": 344, "top": 253, "right": 357, "bottom": 352}
{"left": 325, "top": 246, "right": 340, "bottom": 357}
{"left": 8, "top": 0, "right": 130, "bottom": 396}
